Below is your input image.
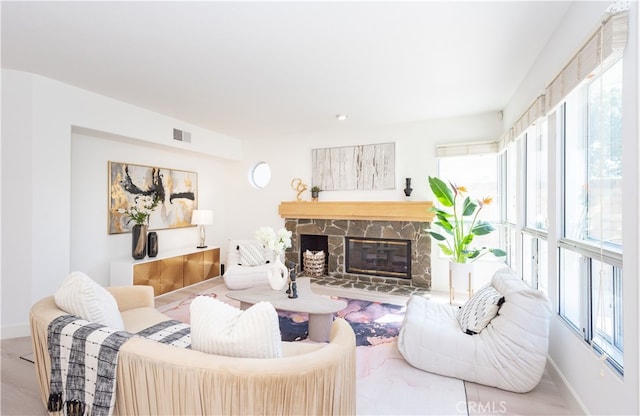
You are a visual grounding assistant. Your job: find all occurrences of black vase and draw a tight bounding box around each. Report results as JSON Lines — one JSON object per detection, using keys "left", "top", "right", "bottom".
{"left": 131, "top": 224, "right": 147, "bottom": 260}
{"left": 147, "top": 231, "right": 158, "bottom": 257}
{"left": 403, "top": 178, "right": 413, "bottom": 197}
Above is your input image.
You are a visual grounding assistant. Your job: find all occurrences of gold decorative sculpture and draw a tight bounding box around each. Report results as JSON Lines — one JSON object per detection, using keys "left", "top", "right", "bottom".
{"left": 290, "top": 178, "right": 308, "bottom": 201}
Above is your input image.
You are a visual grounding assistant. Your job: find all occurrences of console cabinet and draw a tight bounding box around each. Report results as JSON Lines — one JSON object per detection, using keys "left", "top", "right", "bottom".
{"left": 110, "top": 247, "right": 220, "bottom": 296}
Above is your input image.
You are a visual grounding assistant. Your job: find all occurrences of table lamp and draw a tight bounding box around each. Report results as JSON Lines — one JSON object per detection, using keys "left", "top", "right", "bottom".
{"left": 191, "top": 209, "right": 213, "bottom": 248}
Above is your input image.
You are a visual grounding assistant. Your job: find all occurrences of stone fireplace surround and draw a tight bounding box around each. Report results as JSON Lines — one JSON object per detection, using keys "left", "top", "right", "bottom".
{"left": 284, "top": 219, "right": 432, "bottom": 288}
{"left": 279, "top": 201, "right": 434, "bottom": 288}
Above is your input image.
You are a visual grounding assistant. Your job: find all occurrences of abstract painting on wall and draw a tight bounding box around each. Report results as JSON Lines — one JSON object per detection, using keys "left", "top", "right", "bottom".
{"left": 108, "top": 161, "right": 198, "bottom": 234}
{"left": 312, "top": 142, "right": 395, "bottom": 191}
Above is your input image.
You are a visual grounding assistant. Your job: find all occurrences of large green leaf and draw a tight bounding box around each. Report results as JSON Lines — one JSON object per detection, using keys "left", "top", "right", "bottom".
{"left": 426, "top": 230, "right": 446, "bottom": 241}
{"left": 461, "top": 197, "right": 477, "bottom": 217}
{"left": 471, "top": 221, "right": 495, "bottom": 236}
{"left": 428, "top": 176, "right": 454, "bottom": 207}
{"left": 431, "top": 207, "right": 453, "bottom": 219}
{"left": 490, "top": 248, "right": 507, "bottom": 257}
{"left": 461, "top": 234, "right": 474, "bottom": 245}
{"left": 434, "top": 219, "right": 453, "bottom": 233}
{"left": 438, "top": 243, "right": 453, "bottom": 256}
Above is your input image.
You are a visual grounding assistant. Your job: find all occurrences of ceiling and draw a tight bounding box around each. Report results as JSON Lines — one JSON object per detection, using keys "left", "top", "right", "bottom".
{"left": 1, "top": 1, "right": 573, "bottom": 141}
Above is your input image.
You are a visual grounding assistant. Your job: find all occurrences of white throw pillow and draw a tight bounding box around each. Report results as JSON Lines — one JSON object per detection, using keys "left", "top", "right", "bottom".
{"left": 456, "top": 283, "right": 504, "bottom": 335}
{"left": 238, "top": 243, "right": 267, "bottom": 266}
{"left": 54, "top": 271, "right": 125, "bottom": 330}
{"left": 190, "top": 296, "right": 282, "bottom": 358}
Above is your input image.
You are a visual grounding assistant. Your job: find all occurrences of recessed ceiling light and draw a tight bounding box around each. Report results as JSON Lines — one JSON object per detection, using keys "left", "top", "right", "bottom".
{"left": 336, "top": 114, "right": 348, "bottom": 121}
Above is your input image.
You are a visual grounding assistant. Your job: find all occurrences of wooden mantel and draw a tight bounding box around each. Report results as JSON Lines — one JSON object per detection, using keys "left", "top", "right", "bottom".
{"left": 278, "top": 201, "right": 434, "bottom": 222}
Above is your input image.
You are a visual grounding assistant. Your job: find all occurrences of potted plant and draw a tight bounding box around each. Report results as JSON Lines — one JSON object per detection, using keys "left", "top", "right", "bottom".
{"left": 425, "top": 176, "right": 506, "bottom": 302}
{"left": 310, "top": 186, "right": 322, "bottom": 201}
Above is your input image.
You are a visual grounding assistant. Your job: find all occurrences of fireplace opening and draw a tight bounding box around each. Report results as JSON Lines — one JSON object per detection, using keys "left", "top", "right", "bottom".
{"left": 345, "top": 237, "right": 411, "bottom": 279}
{"left": 299, "top": 234, "right": 329, "bottom": 275}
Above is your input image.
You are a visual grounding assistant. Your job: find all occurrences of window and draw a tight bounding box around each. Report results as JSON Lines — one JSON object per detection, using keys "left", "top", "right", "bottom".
{"left": 438, "top": 154, "right": 502, "bottom": 259}
{"left": 559, "top": 57, "right": 623, "bottom": 371}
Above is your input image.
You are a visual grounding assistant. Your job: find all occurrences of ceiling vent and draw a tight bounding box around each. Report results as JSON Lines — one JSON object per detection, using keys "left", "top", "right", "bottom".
{"left": 173, "top": 128, "right": 191, "bottom": 143}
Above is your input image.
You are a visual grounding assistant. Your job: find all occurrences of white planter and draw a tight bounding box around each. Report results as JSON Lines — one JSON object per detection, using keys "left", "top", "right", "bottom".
{"left": 448, "top": 261, "right": 474, "bottom": 305}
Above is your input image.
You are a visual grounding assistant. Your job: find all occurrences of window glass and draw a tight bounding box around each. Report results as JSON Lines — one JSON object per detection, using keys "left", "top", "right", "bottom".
{"left": 586, "top": 59, "right": 623, "bottom": 245}
{"left": 559, "top": 248, "right": 582, "bottom": 329}
{"left": 505, "top": 142, "right": 518, "bottom": 224}
{"left": 248, "top": 161, "right": 271, "bottom": 189}
{"left": 522, "top": 233, "right": 534, "bottom": 288}
{"left": 591, "top": 260, "right": 623, "bottom": 365}
{"left": 525, "top": 121, "right": 548, "bottom": 230}
{"left": 438, "top": 154, "right": 501, "bottom": 258}
{"left": 564, "top": 59, "right": 622, "bottom": 245}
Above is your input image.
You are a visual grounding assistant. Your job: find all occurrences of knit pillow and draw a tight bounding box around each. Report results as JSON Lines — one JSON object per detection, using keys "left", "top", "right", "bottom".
{"left": 456, "top": 283, "right": 504, "bottom": 335}
{"left": 190, "top": 296, "right": 282, "bottom": 358}
{"left": 54, "top": 271, "right": 125, "bottom": 330}
{"left": 238, "top": 243, "right": 266, "bottom": 266}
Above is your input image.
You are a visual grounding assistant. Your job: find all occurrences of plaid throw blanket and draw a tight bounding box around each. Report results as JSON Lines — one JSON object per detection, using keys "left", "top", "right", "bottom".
{"left": 47, "top": 315, "right": 191, "bottom": 416}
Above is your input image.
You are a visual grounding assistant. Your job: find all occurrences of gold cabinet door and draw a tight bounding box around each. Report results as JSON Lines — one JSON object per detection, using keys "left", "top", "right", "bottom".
{"left": 133, "top": 261, "right": 162, "bottom": 296}
{"left": 183, "top": 252, "right": 205, "bottom": 286}
{"left": 203, "top": 248, "right": 220, "bottom": 279}
{"left": 159, "top": 256, "right": 184, "bottom": 295}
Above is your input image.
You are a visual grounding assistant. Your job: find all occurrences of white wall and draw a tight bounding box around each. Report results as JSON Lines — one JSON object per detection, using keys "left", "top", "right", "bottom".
{"left": 503, "top": 2, "right": 639, "bottom": 415}
{"left": 70, "top": 128, "right": 235, "bottom": 283}
{"left": 1, "top": 70, "right": 242, "bottom": 338}
{"left": 225, "top": 113, "right": 504, "bottom": 292}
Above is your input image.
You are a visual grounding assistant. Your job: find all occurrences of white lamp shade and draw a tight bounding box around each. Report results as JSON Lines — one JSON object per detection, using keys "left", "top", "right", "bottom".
{"left": 191, "top": 209, "right": 213, "bottom": 225}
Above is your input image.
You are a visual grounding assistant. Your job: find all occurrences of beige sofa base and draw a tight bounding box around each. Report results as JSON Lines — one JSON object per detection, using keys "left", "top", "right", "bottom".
{"left": 30, "top": 285, "right": 356, "bottom": 415}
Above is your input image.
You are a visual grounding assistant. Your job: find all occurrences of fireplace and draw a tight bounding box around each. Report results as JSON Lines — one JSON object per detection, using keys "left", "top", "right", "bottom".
{"left": 346, "top": 237, "right": 411, "bottom": 279}
{"left": 279, "top": 201, "right": 433, "bottom": 288}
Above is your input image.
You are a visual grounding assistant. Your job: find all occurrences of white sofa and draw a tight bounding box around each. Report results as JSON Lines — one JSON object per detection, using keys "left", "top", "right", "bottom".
{"left": 222, "top": 239, "right": 275, "bottom": 290}
{"left": 398, "top": 267, "right": 552, "bottom": 393}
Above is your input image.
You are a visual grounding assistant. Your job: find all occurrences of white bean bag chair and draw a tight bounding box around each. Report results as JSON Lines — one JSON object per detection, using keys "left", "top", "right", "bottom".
{"left": 398, "top": 267, "right": 552, "bottom": 393}
{"left": 222, "top": 240, "right": 276, "bottom": 290}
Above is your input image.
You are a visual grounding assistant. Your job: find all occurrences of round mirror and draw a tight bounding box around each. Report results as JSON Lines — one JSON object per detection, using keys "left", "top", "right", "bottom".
{"left": 248, "top": 161, "right": 271, "bottom": 189}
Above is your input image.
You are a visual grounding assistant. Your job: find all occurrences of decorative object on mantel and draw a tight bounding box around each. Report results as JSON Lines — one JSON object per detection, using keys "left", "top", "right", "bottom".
{"left": 116, "top": 194, "right": 161, "bottom": 260}
{"left": 191, "top": 209, "right": 213, "bottom": 248}
{"left": 147, "top": 231, "right": 158, "bottom": 257}
{"left": 312, "top": 142, "right": 395, "bottom": 191}
{"left": 425, "top": 176, "right": 506, "bottom": 303}
{"left": 290, "top": 178, "right": 308, "bottom": 201}
{"left": 403, "top": 178, "right": 413, "bottom": 197}
{"left": 256, "top": 226, "right": 292, "bottom": 290}
{"left": 310, "top": 186, "right": 322, "bottom": 202}
{"left": 108, "top": 161, "right": 197, "bottom": 234}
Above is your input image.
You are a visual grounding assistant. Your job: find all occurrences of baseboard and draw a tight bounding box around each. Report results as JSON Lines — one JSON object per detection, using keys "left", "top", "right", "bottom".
{"left": 546, "top": 356, "right": 590, "bottom": 415}
{"left": 1, "top": 323, "right": 31, "bottom": 340}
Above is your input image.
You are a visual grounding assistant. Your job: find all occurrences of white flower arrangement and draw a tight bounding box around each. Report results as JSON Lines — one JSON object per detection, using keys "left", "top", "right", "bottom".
{"left": 256, "top": 226, "right": 292, "bottom": 255}
{"left": 116, "top": 194, "right": 161, "bottom": 226}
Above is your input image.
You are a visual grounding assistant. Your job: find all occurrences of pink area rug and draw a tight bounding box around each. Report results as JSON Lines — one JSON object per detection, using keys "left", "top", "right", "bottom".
{"left": 158, "top": 290, "right": 404, "bottom": 346}
{"left": 157, "top": 285, "right": 467, "bottom": 415}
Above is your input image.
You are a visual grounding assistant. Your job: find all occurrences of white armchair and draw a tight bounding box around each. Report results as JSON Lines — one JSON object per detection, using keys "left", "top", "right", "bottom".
{"left": 222, "top": 240, "right": 276, "bottom": 290}
{"left": 398, "top": 267, "right": 552, "bottom": 393}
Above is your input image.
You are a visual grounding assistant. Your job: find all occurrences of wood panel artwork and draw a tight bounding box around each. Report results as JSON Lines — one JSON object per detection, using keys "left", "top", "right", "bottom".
{"left": 311, "top": 142, "right": 395, "bottom": 191}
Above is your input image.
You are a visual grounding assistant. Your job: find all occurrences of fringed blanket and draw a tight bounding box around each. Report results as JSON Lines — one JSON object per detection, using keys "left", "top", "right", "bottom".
{"left": 47, "top": 315, "right": 191, "bottom": 416}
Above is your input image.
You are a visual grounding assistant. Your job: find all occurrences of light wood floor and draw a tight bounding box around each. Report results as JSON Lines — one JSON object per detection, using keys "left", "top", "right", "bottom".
{"left": 2, "top": 277, "right": 584, "bottom": 415}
